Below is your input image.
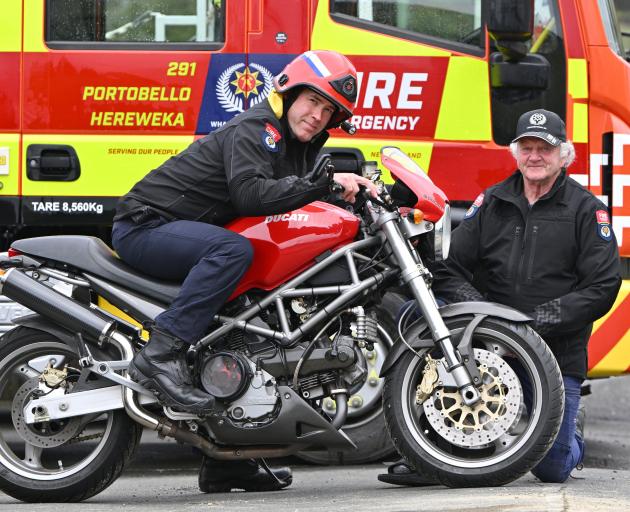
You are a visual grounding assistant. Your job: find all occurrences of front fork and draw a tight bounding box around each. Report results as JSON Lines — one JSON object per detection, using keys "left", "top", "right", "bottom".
{"left": 374, "top": 209, "right": 481, "bottom": 406}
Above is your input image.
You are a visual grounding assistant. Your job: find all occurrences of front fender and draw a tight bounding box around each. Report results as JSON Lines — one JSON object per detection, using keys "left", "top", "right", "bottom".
{"left": 379, "top": 301, "right": 532, "bottom": 377}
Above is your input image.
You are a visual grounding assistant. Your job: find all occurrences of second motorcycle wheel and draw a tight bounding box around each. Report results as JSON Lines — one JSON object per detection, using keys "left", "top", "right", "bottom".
{"left": 296, "top": 292, "right": 404, "bottom": 464}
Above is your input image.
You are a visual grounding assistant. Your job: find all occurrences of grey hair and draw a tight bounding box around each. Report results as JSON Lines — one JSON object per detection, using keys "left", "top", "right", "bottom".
{"left": 509, "top": 140, "right": 576, "bottom": 167}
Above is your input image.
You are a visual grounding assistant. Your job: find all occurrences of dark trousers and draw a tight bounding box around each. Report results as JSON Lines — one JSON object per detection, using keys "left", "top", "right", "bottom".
{"left": 112, "top": 217, "right": 253, "bottom": 344}
{"left": 528, "top": 375, "right": 584, "bottom": 482}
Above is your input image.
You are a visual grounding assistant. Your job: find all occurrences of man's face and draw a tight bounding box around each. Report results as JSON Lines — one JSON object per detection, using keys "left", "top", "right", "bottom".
{"left": 516, "top": 137, "right": 567, "bottom": 186}
{"left": 287, "top": 89, "right": 336, "bottom": 142}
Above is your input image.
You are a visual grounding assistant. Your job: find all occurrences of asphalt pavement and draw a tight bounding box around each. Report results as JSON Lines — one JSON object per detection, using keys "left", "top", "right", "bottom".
{"left": 0, "top": 376, "right": 628, "bottom": 511}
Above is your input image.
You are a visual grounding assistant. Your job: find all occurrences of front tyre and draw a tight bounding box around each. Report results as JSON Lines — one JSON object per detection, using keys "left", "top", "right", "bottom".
{"left": 0, "top": 327, "right": 142, "bottom": 502}
{"left": 383, "top": 317, "right": 564, "bottom": 487}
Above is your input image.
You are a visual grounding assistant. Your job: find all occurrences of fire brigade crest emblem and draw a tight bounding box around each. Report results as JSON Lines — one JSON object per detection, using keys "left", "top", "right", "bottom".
{"left": 596, "top": 209, "right": 613, "bottom": 241}
{"left": 216, "top": 62, "right": 274, "bottom": 113}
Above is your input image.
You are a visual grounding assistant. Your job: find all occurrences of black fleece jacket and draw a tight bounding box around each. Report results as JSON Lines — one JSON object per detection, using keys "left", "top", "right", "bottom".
{"left": 432, "top": 170, "right": 621, "bottom": 378}
{"left": 114, "top": 96, "right": 330, "bottom": 227}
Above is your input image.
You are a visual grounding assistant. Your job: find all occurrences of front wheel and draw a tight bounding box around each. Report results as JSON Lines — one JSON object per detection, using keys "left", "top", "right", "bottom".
{"left": 0, "top": 327, "right": 143, "bottom": 502}
{"left": 383, "top": 317, "right": 564, "bottom": 487}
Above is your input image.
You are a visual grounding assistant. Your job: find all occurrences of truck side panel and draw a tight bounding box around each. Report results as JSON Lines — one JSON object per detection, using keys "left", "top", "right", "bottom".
{"left": 0, "top": 0, "right": 22, "bottom": 231}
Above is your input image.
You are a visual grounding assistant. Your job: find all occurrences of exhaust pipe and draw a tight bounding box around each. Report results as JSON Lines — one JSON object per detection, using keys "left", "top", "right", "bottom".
{"left": 0, "top": 268, "right": 115, "bottom": 343}
{"left": 0, "top": 268, "right": 305, "bottom": 460}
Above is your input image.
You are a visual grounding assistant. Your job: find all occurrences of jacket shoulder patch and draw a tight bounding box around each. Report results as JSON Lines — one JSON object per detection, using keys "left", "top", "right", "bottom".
{"left": 596, "top": 209, "right": 612, "bottom": 241}
{"left": 464, "top": 193, "right": 484, "bottom": 219}
{"left": 261, "top": 122, "right": 281, "bottom": 152}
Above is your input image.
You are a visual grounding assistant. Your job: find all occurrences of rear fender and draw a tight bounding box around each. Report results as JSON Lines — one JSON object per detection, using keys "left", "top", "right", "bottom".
{"left": 379, "top": 301, "right": 532, "bottom": 377}
{"left": 11, "top": 313, "right": 116, "bottom": 361}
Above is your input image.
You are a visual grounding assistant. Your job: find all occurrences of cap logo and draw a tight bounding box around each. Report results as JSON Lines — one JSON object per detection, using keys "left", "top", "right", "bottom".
{"left": 529, "top": 113, "right": 547, "bottom": 126}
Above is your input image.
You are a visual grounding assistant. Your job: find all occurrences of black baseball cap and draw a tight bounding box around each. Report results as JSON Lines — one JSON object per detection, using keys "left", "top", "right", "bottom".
{"left": 512, "top": 109, "right": 566, "bottom": 147}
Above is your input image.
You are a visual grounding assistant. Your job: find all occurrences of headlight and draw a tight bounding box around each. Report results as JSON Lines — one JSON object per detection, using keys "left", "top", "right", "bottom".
{"left": 434, "top": 203, "right": 451, "bottom": 261}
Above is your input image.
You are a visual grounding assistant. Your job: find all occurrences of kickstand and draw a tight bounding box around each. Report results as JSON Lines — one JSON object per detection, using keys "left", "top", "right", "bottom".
{"left": 257, "top": 458, "right": 286, "bottom": 484}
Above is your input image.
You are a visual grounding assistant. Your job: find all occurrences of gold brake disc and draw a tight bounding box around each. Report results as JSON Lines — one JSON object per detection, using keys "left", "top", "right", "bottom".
{"left": 420, "top": 348, "right": 523, "bottom": 448}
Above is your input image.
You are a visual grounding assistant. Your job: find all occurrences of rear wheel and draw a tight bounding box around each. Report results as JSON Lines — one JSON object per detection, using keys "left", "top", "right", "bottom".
{"left": 0, "top": 327, "right": 142, "bottom": 502}
{"left": 297, "top": 293, "right": 403, "bottom": 464}
{"left": 384, "top": 317, "right": 564, "bottom": 487}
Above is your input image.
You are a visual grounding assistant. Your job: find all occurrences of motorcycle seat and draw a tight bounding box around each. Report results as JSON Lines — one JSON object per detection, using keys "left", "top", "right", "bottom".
{"left": 11, "top": 235, "right": 180, "bottom": 304}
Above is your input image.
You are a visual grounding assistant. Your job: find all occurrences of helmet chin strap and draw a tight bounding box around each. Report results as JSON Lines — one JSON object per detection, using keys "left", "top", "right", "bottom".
{"left": 268, "top": 89, "right": 284, "bottom": 119}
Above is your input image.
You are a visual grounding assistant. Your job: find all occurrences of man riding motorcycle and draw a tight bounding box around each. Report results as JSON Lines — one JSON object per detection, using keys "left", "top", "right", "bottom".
{"left": 110, "top": 50, "right": 376, "bottom": 493}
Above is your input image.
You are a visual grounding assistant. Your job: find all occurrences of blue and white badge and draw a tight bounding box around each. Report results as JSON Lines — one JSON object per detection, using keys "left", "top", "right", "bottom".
{"left": 262, "top": 132, "right": 278, "bottom": 152}
{"left": 261, "top": 123, "right": 281, "bottom": 152}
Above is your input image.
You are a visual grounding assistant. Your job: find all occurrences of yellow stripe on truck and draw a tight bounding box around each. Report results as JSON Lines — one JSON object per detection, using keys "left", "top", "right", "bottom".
{"left": 311, "top": 1, "right": 451, "bottom": 57}
{"left": 568, "top": 59, "right": 588, "bottom": 99}
{"left": 589, "top": 328, "right": 630, "bottom": 376}
{"left": 0, "top": 134, "right": 21, "bottom": 196}
{"left": 434, "top": 57, "right": 491, "bottom": 141}
{"left": 588, "top": 283, "right": 630, "bottom": 377}
{"left": 572, "top": 102, "right": 588, "bottom": 143}
{"left": 0, "top": 0, "right": 22, "bottom": 52}
{"left": 21, "top": 134, "right": 195, "bottom": 196}
{"left": 23, "top": 0, "right": 47, "bottom": 53}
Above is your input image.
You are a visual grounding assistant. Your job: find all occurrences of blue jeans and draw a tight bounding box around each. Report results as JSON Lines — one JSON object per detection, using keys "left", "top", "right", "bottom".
{"left": 112, "top": 217, "right": 253, "bottom": 344}
{"left": 530, "top": 375, "right": 584, "bottom": 482}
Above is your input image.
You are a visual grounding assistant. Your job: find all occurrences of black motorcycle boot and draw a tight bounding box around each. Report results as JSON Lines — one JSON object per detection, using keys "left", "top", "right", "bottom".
{"left": 198, "top": 457, "right": 292, "bottom": 493}
{"left": 128, "top": 328, "right": 216, "bottom": 414}
{"left": 378, "top": 461, "right": 439, "bottom": 487}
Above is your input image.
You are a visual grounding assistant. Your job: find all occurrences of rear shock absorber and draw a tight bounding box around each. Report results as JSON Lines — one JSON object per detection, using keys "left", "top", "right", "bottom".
{"left": 347, "top": 306, "right": 380, "bottom": 349}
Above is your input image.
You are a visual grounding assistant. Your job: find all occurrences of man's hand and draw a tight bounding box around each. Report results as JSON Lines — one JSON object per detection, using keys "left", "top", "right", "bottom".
{"left": 332, "top": 173, "right": 379, "bottom": 203}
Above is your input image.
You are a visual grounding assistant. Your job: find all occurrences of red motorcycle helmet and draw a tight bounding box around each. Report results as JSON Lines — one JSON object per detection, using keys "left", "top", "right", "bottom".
{"left": 273, "top": 50, "right": 357, "bottom": 128}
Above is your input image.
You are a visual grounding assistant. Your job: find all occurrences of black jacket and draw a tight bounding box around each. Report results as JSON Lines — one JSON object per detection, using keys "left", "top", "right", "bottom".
{"left": 114, "top": 95, "right": 330, "bottom": 226}
{"left": 432, "top": 170, "right": 621, "bottom": 378}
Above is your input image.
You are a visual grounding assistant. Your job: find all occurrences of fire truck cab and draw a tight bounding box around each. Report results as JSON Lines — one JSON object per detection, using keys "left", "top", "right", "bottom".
{"left": 0, "top": 0, "right": 629, "bottom": 376}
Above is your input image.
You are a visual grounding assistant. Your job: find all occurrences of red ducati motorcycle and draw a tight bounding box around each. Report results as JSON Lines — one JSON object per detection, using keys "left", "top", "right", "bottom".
{"left": 0, "top": 147, "right": 563, "bottom": 502}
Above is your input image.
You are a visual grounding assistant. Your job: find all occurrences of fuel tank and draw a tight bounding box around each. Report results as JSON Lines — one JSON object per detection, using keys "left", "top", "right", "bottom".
{"left": 226, "top": 201, "right": 359, "bottom": 295}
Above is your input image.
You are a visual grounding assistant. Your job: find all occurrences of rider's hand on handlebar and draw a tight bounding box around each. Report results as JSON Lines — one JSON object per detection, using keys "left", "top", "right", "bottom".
{"left": 332, "top": 173, "right": 378, "bottom": 204}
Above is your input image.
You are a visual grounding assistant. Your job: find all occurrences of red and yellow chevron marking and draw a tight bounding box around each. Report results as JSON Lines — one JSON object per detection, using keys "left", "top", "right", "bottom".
{"left": 588, "top": 281, "right": 630, "bottom": 377}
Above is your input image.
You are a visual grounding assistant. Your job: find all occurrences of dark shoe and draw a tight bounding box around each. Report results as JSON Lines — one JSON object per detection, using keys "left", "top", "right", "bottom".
{"left": 574, "top": 403, "right": 586, "bottom": 471}
{"left": 575, "top": 403, "right": 586, "bottom": 442}
{"left": 378, "top": 462, "right": 439, "bottom": 487}
{"left": 198, "top": 457, "right": 292, "bottom": 493}
{"left": 128, "top": 327, "right": 215, "bottom": 414}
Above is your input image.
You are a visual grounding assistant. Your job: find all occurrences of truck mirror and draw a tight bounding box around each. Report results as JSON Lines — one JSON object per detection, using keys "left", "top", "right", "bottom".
{"left": 490, "top": 53, "right": 550, "bottom": 90}
{"left": 487, "top": 0, "right": 534, "bottom": 61}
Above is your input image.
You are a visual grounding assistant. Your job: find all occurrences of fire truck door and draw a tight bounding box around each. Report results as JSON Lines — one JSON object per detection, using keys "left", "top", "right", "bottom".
{"left": 20, "top": 0, "right": 246, "bottom": 227}
{"left": 311, "top": 1, "right": 515, "bottom": 199}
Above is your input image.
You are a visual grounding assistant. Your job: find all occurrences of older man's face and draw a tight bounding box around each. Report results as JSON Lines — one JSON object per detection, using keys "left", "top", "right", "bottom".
{"left": 516, "top": 137, "right": 567, "bottom": 187}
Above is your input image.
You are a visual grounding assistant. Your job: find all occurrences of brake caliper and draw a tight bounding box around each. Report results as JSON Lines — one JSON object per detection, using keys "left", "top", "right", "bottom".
{"left": 40, "top": 362, "right": 68, "bottom": 388}
{"left": 415, "top": 355, "right": 439, "bottom": 404}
